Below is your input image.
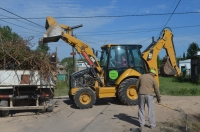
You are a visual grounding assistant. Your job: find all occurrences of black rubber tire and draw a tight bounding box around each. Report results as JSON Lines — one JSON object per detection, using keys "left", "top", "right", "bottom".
{"left": 68, "top": 90, "right": 74, "bottom": 102}
{"left": 73, "top": 88, "right": 96, "bottom": 109}
{"left": 46, "top": 99, "right": 54, "bottom": 112}
{"left": 46, "top": 106, "right": 54, "bottom": 112}
{"left": 118, "top": 78, "right": 138, "bottom": 105}
{"left": 1, "top": 99, "right": 9, "bottom": 117}
{"left": 38, "top": 99, "right": 46, "bottom": 113}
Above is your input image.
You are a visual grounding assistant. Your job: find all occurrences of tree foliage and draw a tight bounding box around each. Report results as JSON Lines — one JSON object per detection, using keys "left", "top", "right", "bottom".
{"left": 157, "top": 55, "right": 162, "bottom": 68}
{"left": 186, "top": 42, "right": 200, "bottom": 59}
{"left": 35, "top": 43, "right": 50, "bottom": 54}
{"left": 61, "top": 57, "right": 74, "bottom": 73}
{"left": 183, "top": 52, "right": 186, "bottom": 59}
{"left": 0, "top": 26, "right": 22, "bottom": 43}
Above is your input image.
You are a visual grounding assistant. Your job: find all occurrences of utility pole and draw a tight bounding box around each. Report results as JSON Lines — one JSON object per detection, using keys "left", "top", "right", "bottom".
{"left": 72, "top": 46, "right": 76, "bottom": 72}
{"left": 70, "top": 24, "right": 83, "bottom": 73}
{"left": 71, "top": 30, "right": 77, "bottom": 73}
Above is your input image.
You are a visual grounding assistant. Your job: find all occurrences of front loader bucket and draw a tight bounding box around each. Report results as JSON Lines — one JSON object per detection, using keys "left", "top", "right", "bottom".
{"left": 39, "top": 16, "right": 62, "bottom": 44}
{"left": 159, "top": 56, "right": 178, "bottom": 76}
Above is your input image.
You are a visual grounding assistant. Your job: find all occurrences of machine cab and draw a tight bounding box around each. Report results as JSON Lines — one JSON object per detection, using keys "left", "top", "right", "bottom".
{"left": 100, "top": 44, "right": 147, "bottom": 86}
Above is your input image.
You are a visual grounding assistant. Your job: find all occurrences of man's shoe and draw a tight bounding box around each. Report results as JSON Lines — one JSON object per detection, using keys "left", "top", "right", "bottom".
{"left": 130, "top": 127, "right": 142, "bottom": 132}
{"left": 150, "top": 126, "right": 156, "bottom": 129}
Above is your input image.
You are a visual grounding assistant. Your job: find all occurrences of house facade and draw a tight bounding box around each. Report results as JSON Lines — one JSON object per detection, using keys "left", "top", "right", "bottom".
{"left": 179, "top": 59, "right": 191, "bottom": 76}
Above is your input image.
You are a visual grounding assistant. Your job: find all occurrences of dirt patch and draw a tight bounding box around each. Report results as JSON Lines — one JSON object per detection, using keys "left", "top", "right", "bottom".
{"left": 146, "top": 95, "right": 200, "bottom": 132}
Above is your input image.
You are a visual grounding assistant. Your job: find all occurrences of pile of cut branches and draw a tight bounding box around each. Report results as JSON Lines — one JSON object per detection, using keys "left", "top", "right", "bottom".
{"left": 0, "top": 37, "right": 58, "bottom": 80}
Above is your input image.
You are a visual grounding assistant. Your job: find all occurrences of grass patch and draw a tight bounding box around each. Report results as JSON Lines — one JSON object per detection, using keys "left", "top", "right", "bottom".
{"left": 54, "top": 80, "right": 69, "bottom": 97}
{"left": 159, "top": 77, "right": 200, "bottom": 96}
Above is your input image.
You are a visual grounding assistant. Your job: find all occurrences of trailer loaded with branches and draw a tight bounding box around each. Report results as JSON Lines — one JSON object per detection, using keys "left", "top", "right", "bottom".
{"left": 0, "top": 36, "right": 58, "bottom": 117}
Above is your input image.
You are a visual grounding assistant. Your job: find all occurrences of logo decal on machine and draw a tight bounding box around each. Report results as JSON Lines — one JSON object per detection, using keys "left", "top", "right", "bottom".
{"left": 109, "top": 70, "right": 118, "bottom": 80}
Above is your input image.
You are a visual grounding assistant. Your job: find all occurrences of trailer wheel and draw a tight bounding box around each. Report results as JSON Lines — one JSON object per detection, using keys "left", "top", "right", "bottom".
{"left": 118, "top": 78, "right": 138, "bottom": 105}
{"left": 1, "top": 99, "right": 9, "bottom": 117}
{"left": 73, "top": 88, "right": 96, "bottom": 109}
{"left": 46, "top": 99, "right": 54, "bottom": 112}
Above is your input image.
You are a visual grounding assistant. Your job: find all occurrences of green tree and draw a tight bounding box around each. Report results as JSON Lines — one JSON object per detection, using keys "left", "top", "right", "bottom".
{"left": 157, "top": 55, "right": 162, "bottom": 68}
{"left": 35, "top": 43, "right": 50, "bottom": 54}
{"left": 183, "top": 52, "right": 186, "bottom": 60}
{"left": 176, "top": 56, "right": 182, "bottom": 62}
{"left": 0, "top": 26, "right": 22, "bottom": 42}
{"left": 61, "top": 57, "right": 74, "bottom": 74}
{"left": 186, "top": 42, "right": 200, "bottom": 59}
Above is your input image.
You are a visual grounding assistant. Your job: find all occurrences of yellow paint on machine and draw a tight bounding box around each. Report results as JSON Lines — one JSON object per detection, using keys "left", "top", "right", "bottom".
{"left": 70, "top": 88, "right": 79, "bottom": 95}
{"left": 96, "top": 87, "right": 116, "bottom": 98}
{"left": 116, "top": 69, "right": 141, "bottom": 85}
{"left": 71, "top": 87, "right": 116, "bottom": 98}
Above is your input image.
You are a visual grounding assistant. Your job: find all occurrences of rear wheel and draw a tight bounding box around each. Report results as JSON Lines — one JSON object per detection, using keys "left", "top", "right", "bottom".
{"left": 118, "top": 78, "right": 138, "bottom": 105}
{"left": 1, "top": 99, "right": 9, "bottom": 117}
{"left": 74, "top": 88, "right": 96, "bottom": 109}
{"left": 46, "top": 99, "right": 54, "bottom": 112}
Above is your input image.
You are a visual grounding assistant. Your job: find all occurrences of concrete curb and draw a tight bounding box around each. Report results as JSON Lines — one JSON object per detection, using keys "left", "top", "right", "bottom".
{"left": 54, "top": 95, "right": 69, "bottom": 99}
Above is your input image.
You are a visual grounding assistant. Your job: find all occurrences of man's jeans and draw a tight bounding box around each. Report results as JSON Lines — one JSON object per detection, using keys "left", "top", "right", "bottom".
{"left": 138, "top": 94, "right": 156, "bottom": 127}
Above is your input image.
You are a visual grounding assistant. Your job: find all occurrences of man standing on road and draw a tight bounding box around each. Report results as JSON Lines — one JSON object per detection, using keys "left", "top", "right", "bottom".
{"left": 136, "top": 69, "right": 161, "bottom": 129}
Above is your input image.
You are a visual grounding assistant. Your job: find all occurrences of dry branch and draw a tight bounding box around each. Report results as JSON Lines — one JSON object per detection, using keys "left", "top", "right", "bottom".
{"left": 0, "top": 36, "right": 58, "bottom": 81}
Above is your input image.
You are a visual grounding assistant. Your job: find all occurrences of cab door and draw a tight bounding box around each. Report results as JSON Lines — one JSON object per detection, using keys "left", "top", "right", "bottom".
{"left": 106, "top": 45, "right": 128, "bottom": 85}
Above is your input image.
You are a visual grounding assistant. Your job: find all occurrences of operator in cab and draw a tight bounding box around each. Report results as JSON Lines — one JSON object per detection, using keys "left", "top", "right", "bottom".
{"left": 114, "top": 54, "right": 127, "bottom": 66}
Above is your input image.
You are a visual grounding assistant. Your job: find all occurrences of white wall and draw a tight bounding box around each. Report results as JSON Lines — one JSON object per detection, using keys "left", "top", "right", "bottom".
{"left": 179, "top": 59, "right": 191, "bottom": 75}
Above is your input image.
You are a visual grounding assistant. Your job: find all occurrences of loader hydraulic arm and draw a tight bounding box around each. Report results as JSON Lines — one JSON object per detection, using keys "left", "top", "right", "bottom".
{"left": 142, "top": 28, "right": 181, "bottom": 86}
{"left": 40, "top": 16, "right": 102, "bottom": 73}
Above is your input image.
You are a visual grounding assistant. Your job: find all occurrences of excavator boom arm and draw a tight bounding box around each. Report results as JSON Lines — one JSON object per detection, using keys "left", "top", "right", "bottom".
{"left": 142, "top": 28, "right": 181, "bottom": 86}
{"left": 39, "top": 16, "right": 101, "bottom": 73}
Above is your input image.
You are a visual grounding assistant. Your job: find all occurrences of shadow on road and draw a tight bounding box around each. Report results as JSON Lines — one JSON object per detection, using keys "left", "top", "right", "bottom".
{"left": 63, "top": 99, "right": 77, "bottom": 109}
{"left": 63, "top": 98, "right": 124, "bottom": 109}
{"left": 113, "top": 113, "right": 140, "bottom": 127}
{"left": 95, "top": 98, "right": 123, "bottom": 106}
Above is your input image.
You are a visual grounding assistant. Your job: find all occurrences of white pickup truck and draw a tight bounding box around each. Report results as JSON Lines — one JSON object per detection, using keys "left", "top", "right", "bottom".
{"left": 0, "top": 70, "right": 56, "bottom": 117}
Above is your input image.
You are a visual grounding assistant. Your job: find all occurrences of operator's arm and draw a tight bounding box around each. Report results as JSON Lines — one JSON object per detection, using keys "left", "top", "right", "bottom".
{"left": 153, "top": 79, "right": 161, "bottom": 103}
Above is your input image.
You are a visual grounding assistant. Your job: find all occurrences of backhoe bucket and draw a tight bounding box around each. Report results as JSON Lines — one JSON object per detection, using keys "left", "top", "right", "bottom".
{"left": 159, "top": 56, "right": 178, "bottom": 76}
{"left": 39, "top": 17, "right": 62, "bottom": 44}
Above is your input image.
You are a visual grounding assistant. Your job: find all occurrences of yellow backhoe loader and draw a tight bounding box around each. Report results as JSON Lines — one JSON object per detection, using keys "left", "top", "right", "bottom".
{"left": 39, "top": 16, "right": 181, "bottom": 109}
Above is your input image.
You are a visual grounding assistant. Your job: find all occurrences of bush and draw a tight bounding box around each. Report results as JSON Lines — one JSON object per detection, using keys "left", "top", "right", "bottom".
{"left": 173, "top": 75, "right": 190, "bottom": 82}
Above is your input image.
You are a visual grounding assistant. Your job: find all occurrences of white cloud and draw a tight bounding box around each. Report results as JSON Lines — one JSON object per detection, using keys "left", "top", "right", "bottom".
{"left": 141, "top": 4, "right": 167, "bottom": 13}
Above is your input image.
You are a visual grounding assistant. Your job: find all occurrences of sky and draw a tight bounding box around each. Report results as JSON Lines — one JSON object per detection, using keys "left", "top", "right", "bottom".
{"left": 0, "top": 0, "right": 200, "bottom": 61}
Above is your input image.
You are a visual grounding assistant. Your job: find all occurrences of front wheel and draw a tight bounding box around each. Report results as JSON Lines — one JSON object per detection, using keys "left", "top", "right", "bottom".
{"left": 118, "top": 78, "right": 138, "bottom": 105}
{"left": 73, "top": 88, "right": 96, "bottom": 109}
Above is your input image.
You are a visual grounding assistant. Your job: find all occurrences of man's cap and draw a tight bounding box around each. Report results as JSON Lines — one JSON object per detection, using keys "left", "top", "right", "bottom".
{"left": 150, "top": 69, "right": 157, "bottom": 76}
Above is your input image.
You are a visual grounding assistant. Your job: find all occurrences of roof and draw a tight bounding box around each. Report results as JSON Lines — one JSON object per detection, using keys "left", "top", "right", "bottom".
{"left": 179, "top": 59, "right": 191, "bottom": 63}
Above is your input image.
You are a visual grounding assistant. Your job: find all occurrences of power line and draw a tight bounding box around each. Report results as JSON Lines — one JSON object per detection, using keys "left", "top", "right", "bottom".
{"left": 160, "top": 0, "right": 177, "bottom": 29}
{"left": 76, "top": 24, "right": 200, "bottom": 36}
{"left": 0, "top": 7, "right": 44, "bottom": 28}
{"left": 0, "top": 13, "right": 43, "bottom": 30}
{"left": 0, "top": 19, "right": 43, "bottom": 33}
{"left": 0, "top": 12, "right": 199, "bottom": 19}
{"left": 163, "top": 0, "right": 182, "bottom": 27}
